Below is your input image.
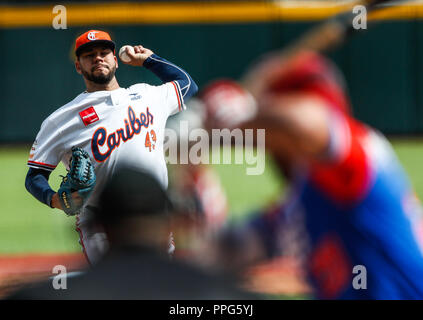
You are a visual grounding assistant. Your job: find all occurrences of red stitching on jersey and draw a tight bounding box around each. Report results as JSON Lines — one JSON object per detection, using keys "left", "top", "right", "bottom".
{"left": 75, "top": 218, "right": 92, "bottom": 266}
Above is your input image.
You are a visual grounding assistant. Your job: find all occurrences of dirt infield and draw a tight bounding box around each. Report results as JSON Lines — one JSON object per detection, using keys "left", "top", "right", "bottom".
{"left": 244, "top": 257, "right": 311, "bottom": 297}
{"left": 0, "top": 253, "right": 310, "bottom": 299}
{"left": 0, "top": 253, "right": 87, "bottom": 298}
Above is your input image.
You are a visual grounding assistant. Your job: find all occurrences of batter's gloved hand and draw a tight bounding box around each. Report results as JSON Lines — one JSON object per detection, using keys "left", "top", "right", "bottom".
{"left": 58, "top": 146, "right": 96, "bottom": 216}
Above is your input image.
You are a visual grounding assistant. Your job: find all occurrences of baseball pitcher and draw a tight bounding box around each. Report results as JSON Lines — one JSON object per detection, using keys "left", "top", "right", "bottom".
{"left": 25, "top": 30, "right": 198, "bottom": 264}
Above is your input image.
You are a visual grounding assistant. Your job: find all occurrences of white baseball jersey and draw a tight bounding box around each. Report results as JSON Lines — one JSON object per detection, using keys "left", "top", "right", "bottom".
{"left": 28, "top": 81, "right": 185, "bottom": 209}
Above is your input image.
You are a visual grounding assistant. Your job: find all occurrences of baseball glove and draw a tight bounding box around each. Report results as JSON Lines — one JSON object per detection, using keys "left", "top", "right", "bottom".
{"left": 58, "top": 146, "right": 96, "bottom": 216}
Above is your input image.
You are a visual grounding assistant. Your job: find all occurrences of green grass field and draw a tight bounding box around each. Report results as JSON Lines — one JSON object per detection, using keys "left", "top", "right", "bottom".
{"left": 1, "top": 139, "right": 423, "bottom": 254}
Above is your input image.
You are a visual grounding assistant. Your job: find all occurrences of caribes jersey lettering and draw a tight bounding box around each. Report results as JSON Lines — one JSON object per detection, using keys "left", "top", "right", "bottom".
{"left": 91, "top": 106, "right": 154, "bottom": 162}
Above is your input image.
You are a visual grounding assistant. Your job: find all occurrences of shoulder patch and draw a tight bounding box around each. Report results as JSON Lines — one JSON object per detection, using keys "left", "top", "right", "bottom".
{"left": 79, "top": 106, "right": 99, "bottom": 126}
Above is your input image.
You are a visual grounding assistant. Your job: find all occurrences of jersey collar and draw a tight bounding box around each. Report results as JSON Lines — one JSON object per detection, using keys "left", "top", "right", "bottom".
{"left": 82, "top": 87, "right": 126, "bottom": 106}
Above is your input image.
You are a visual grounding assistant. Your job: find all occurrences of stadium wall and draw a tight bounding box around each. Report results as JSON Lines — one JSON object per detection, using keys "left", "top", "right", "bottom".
{"left": 0, "top": 2, "right": 421, "bottom": 142}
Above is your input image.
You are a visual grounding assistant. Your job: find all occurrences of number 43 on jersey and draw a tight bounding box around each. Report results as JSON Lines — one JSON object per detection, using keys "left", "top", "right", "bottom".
{"left": 145, "top": 129, "right": 156, "bottom": 152}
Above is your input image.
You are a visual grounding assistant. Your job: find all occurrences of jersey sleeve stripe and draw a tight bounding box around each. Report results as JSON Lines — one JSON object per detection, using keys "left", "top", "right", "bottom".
{"left": 171, "top": 81, "right": 182, "bottom": 111}
{"left": 174, "top": 81, "right": 185, "bottom": 111}
{"left": 27, "top": 164, "right": 54, "bottom": 171}
{"left": 27, "top": 160, "right": 56, "bottom": 171}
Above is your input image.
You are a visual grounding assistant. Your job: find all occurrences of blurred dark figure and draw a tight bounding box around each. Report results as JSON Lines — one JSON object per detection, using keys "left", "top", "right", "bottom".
{"left": 165, "top": 98, "right": 229, "bottom": 259}
{"left": 199, "top": 51, "right": 423, "bottom": 299}
{"left": 7, "top": 168, "right": 258, "bottom": 300}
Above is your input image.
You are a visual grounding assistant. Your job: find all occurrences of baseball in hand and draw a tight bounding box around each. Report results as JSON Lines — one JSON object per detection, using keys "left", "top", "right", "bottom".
{"left": 119, "top": 45, "right": 134, "bottom": 63}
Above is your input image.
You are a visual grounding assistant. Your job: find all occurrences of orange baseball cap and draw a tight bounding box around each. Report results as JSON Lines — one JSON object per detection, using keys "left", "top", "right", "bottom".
{"left": 75, "top": 30, "right": 115, "bottom": 56}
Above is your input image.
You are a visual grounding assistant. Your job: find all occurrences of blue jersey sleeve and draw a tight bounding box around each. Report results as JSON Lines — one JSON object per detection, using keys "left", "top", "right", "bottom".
{"left": 143, "top": 54, "right": 198, "bottom": 101}
{"left": 25, "top": 168, "right": 55, "bottom": 208}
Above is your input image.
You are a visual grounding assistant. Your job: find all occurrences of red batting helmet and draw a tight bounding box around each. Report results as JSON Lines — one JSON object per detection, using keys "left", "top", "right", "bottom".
{"left": 200, "top": 79, "right": 257, "bottom": 129}
{"left": 264, "top": 50, "right": 351, "bottom": 115}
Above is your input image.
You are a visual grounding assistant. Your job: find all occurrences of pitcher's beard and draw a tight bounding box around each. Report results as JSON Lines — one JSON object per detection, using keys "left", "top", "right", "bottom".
{"left": 83, "top": 65, "right": 116, "bottom": 85}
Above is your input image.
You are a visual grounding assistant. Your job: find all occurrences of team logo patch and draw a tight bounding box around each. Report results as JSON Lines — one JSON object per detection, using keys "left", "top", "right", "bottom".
{"left": 79, "top": 106, "right": 99, "bottom": 126}
{"left": 87, "top": 31, "right": 98, "bottom": 41}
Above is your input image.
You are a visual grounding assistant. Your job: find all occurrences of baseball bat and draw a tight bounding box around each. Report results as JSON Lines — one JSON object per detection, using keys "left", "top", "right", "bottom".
{"left": 242, "top": 0, "right": 409, "bottom": 93}
{"left": 287, "top": 0, "right": 409, "bottom": 54}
